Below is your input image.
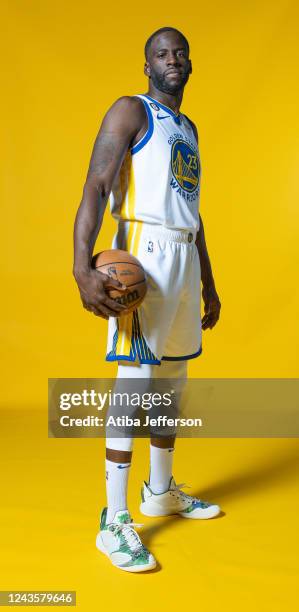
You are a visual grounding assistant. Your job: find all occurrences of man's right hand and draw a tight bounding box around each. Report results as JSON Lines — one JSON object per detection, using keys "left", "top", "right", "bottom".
{"left": 74, "top": 269, "right": 128, "bottom": 320}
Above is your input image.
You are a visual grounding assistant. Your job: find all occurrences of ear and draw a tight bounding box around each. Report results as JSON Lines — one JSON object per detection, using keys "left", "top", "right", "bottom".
{"left": 144, "top": 62, "right": 151, "bottom": 78}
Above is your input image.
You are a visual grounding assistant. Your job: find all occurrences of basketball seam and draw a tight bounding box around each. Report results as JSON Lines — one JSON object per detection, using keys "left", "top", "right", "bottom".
{"left": 95, "top": 261, "right": 144, "bottom": 269}
{"left": 108, "top": 279, "right": 146, "bottom": 290}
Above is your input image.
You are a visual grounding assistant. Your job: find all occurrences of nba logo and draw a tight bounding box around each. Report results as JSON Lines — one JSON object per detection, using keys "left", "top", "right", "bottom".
{"left": 147, "top": 241, "right": 153, "bottom": 253}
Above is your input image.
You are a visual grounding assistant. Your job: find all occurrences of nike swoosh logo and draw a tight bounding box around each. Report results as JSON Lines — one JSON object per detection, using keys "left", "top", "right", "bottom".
{"left": 157, "top": 114, "right": 170, "bottom": 120}
{"left": 117, "top": 464, "right": 130, "bottom": 469}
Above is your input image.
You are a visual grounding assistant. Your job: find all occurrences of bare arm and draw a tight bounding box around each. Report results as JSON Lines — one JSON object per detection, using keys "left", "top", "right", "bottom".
{"left": 188, "top": 117, "right": 221, "bottom": 329}
{"left": 196, "top": 214, "right": 216, "bottom": 291}
{"left": 73, "top": 96, "right": 146, "bottom": 319}
{"left": 195, "top": 215, "right": 221, "bottom": 329}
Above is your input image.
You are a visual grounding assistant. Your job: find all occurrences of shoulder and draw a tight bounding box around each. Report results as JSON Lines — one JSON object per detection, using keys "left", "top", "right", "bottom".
{"left": 108, "top": 95, "right": 146, "bottom": 119}
{"left": 100, "top": 95, "right": 147, "bottom": 135}
{"left": 183, "top": 114, "right": 198, "bottom": 143}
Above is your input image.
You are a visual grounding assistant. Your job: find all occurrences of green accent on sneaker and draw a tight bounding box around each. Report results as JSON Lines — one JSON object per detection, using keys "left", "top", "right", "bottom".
{"left": 183, "top": 500, "right": 211, "bottom": 513}
{"left": 116, "top": 511, "right": 131, "bottom": 524}
{"left": 100, "top": 507, "right": 108, "bottom": 530}
{"left": 100, "top": 507, "right": 132, "bottom": 531}
{"left": 120, "top": 546, "right": 150, "bottom": 567}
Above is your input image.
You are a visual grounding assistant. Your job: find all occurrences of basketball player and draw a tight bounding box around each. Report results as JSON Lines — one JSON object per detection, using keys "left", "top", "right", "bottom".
{"left": 73, "top": 27, "right": 221, "bottom": 572}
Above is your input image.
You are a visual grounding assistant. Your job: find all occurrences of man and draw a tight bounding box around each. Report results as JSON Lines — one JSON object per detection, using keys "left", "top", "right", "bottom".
{"left": 73, "top": 27, "right": 221, "bottom": 573}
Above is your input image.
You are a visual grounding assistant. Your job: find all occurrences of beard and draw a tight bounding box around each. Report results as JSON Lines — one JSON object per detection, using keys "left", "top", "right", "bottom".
{"left": 150, "top": 69, "right": 190, "bottom": 95}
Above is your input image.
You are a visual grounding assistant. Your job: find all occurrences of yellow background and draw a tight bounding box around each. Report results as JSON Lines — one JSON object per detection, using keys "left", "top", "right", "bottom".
{"left": 1, "top": 1, "right": 298, "bottom": 610}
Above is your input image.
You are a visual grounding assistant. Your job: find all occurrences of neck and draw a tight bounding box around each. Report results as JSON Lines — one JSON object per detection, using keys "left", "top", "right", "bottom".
{"left": 146, "top": 86, "right": 184, "bottom": 115}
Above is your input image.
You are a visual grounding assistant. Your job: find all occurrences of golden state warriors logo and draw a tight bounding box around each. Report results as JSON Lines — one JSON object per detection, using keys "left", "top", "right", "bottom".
{"left": 171, "top": 140, "right": 199, "bottom": 193}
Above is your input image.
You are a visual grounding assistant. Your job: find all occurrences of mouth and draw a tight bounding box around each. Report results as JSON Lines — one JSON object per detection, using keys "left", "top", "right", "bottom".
{"left": 165, "top": 69, "right": 181, "bottom": 77}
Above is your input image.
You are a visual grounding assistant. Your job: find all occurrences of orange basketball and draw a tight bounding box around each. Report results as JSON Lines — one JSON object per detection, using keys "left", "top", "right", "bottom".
{"left": 92, "top": 249, "right": 147, "bottom": 315}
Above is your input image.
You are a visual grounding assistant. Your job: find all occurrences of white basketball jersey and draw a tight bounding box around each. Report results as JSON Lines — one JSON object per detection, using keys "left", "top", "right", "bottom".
{"left": 109, "top": 94, "right": 201, "bottom": 232}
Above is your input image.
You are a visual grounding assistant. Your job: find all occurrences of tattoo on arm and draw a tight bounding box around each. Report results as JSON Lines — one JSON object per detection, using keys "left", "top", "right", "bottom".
{"left": 87, "top": 132, "right": 120, "bottom": 179}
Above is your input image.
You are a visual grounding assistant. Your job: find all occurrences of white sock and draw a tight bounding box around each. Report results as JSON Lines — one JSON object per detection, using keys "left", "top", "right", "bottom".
{"left": 149, "top": 445, "right": 174, "bottom": 494}
{"left": 105, "top": 458, "right": 131, "bottom": 523}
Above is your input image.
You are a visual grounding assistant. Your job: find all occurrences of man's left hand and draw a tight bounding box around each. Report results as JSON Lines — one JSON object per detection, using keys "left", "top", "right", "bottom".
{"left": 201, "top": 286, "right": 221, "bottom": 330}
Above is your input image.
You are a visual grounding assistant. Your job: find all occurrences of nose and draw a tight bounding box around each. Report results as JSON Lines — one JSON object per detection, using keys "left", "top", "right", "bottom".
{"left": 166, "top": 52, "right": 180, "bottom": 66}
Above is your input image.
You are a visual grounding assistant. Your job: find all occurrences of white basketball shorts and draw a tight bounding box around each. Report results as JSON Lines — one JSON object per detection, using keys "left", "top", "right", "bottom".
{"left": 105, "top": 221, "right": 202, "bottom": 365}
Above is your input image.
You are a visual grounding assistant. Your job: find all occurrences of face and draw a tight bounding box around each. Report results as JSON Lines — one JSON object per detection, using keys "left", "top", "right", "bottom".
{"left": 145, "top": 31, "right": 192, "bottom": 95}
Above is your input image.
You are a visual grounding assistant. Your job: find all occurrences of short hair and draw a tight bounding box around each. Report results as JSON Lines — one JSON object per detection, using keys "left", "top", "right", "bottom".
{"left": 144, "top": 27, "right": 189, "bottom": 60}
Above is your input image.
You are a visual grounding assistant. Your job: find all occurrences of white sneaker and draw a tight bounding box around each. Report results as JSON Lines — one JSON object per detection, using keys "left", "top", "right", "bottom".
{"left": 140, "top": 477, "right": 221, "bottom": 519}
{"left": 96, "top": 507, "right": 156, "bottom": 572}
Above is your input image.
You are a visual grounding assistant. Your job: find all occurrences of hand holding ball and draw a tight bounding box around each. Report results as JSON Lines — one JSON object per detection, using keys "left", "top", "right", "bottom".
{"left": 92, "top": 249, "right": 147, "bottom": 316}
